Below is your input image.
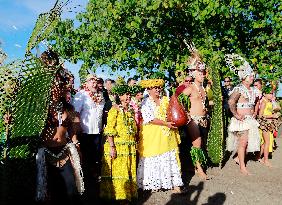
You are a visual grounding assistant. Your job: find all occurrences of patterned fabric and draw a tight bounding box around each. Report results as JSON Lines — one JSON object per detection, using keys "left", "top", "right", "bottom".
{"left": 137, "top": 150, "right": 183, "bottom": 190}
{"left": 100, "top": 107, "right": 137, "bottom": 201}
{"left": 191, "top": 115, "right": 208, "bottom": 128}
{"left": 258, "top": 101, "right": 282, "bottom": 132}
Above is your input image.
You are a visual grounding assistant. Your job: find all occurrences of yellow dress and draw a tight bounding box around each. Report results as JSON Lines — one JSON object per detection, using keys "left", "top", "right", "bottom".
{"left": 260, "top": 100, "right": 274, "bottom": 152}
{"left": 138, "top": 96, "right": 181, "bottom": 158}
{"left": 137, "top": 96, "right": 183, "bottom": 190}
{"left": 100, "top": 106, "right": 137, "bottom": 201}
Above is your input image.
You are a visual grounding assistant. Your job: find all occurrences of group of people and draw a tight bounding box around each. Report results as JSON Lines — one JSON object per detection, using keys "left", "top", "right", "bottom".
{"left": 34, "top": 50, "right": 282, "bottom": 204}
{"left": 2, "top": 49, "right": 281, "bottom": 205}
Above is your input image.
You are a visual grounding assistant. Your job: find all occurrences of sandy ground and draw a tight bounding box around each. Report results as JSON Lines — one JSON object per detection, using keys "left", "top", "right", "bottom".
{"left": 137, "top": 136, "right": 282, "bottom": 205}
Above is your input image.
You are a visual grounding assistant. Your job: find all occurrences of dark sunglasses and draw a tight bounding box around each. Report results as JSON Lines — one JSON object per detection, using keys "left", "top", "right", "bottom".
{"left": 185, "top": 80, "right": 192, "bottom": 82}
{"left": 224, "top": 80, "right": 230, "bottom": 82}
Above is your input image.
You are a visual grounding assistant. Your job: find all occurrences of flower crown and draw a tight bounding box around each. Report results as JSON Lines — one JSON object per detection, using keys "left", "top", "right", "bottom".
{"left": 262, "top": 84, "right": 273, "bottom": 94}
{"left": 130, "top": 85, "right": 145, "bottom": 95}
{"left": 225, "top": 54, "right": 254, "bottom": 80}
{"left": 112, "top": 84, "right": 131, "bottom": 95}
{"left": 140, "top": 79, "right": 165, "bottom": 88}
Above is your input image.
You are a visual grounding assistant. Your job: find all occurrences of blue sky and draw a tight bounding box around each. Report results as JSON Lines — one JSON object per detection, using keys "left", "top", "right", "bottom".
{"left": 0, "top": 0, "right": 132, "bottom": 89}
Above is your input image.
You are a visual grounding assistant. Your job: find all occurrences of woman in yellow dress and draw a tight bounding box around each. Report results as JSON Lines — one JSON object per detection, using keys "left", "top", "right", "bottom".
{"left": 100, "top": 84, "right": 138, "bottom": 204}
{"left": 258, "top": 85, "right": 280, "bottom": 167}
{"left": 137, "top": 78, "right": 184, "bottom": 192}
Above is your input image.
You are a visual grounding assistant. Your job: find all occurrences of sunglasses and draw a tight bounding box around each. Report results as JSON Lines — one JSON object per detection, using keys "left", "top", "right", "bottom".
{"left": 151, "top": 86, "right": 161, "bottom": 89}
{"left": 185, "top": 80, "right": 192, "bottom": 82}
{"left": 224, "top": 80, "right": 230, "bottom": 82}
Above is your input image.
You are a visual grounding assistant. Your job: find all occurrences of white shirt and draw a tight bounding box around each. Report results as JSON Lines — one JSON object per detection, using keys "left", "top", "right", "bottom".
{"left": 72, "top": 90, "right": 105, "bottom": 134}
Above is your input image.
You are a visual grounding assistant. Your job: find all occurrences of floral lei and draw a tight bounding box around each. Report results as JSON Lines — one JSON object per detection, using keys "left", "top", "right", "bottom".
{"left": 118, "top": 104, "right": 136, "bottom": 136}
{"left": 83, "top": 85, "right": 102, "bottom": 103}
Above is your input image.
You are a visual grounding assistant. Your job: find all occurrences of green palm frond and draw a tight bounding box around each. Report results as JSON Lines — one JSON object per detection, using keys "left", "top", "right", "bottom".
{"left": 26, "top": 0, "right": 69, "bottom": 53}
{"left": 207, "top": 61, "right": 224, "bottom": 165}
{"left": 11, "top": 55, "right": 58, "bottom": 138}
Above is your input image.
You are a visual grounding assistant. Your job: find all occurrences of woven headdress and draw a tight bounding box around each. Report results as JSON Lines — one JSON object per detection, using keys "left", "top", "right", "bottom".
{"left": 225, "top": 54, "right": 254, "bottom": 80}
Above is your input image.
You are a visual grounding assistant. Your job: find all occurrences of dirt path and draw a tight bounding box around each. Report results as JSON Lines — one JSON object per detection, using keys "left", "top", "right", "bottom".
{"left": 137, "top": 136, "right": 282, "bottom": 205}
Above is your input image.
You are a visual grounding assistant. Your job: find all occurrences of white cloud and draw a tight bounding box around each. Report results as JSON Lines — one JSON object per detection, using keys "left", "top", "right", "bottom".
{"left": 14, "top": 44, "right": 22, "bottom": 48}
{"left": 12, "top": 25, "right": 18, "bottom": 30}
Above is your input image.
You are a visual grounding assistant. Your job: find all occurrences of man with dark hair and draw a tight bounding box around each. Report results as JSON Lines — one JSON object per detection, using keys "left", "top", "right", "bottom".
{"left": 222, "top": 77, "right": 234, "bottom": 119}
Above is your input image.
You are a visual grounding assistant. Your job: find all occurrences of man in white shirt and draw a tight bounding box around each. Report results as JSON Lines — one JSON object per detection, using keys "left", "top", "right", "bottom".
{"left": 72, "top": 74, "right": 105, "bottom": 184}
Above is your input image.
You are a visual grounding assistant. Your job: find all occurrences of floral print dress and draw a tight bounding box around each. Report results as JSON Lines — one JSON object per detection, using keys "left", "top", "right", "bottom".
{"left": 100, "top": 106, "right": 137, "bottom": 201}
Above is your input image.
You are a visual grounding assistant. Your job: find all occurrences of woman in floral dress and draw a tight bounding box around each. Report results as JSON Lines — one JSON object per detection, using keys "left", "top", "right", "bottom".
{"left": 100, "top": 84, "right": 137, "bottom": 204}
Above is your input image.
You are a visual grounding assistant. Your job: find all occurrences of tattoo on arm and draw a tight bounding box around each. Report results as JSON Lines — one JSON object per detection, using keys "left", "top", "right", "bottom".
{"left": 228, "top": 91, "right": 241, "bottom": 117}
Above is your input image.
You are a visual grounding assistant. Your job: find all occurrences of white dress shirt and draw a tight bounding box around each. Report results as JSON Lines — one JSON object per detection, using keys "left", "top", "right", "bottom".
{"left": 72, "top": 90, "right": 105, "bottom": 134}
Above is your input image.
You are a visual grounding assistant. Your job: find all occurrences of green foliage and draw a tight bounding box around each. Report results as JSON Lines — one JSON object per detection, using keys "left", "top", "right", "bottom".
{"left": 0, "top": 61, "right": 20, "bottom": 160}
{"left": 206, "top": 53, "right": 224, "bottom": 164}
{"left": 48, "top": 0, "right": 281, "bottom": 82}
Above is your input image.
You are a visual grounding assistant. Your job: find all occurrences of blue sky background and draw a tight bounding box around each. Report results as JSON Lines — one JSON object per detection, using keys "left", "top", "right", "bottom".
{"left": 0, "top": 0, "right": 133, "bottom": 89}
{"left": 0, "top": 0, "right": 281, "bottom": 96}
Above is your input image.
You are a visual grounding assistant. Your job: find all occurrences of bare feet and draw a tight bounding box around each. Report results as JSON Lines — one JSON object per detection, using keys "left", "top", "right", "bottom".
{"left": 172, "top": 187, "right": 181, "bottom": 193}
{"left": 263, "top": 161, "right": 273, "bottom": 168}
{"left": 196, "top": 170, "right": 210, "bottom": 180}
{"left": 172, "top": 186, "right": 189, "bottom": 194}
{"left": 240, "top": 168, "right": 252, "bottom": 176}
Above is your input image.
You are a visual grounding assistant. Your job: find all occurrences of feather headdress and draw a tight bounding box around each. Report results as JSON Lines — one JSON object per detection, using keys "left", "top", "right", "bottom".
{"left": 183, "top": 39, "right": 205, "bottom": 78}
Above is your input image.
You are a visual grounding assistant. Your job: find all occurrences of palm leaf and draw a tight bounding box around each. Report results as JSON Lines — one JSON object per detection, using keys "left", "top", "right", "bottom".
{"left": 11, "top": 56, "right": 57, "bottom": 138}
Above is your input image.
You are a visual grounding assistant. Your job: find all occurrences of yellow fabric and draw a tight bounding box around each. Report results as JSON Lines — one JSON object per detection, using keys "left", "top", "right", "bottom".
{"left": 138, "top": 96, "right": 181, "bottom": 157}
{"left": 100, "top": 107, "right": 137, "bottom": 201}
{"left": 260, "top": 100, "right": 274, "bottom": 152}
{"left": 263, "top": 100, "right": 273, "bottom": 116}
{"left": 259, "top": 129, "right": 274, "bottom": 153}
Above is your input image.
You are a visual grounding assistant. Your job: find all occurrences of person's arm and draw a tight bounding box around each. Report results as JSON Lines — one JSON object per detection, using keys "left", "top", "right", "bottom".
{"left": 141, "top": 98, "right": 176, "bottom": 128}
{"left": 182, "top": 85, "right": 192, "bottom": 97}
{"left": 259, "top": 100, "right": 266, "bottom": 118}
{"left": 228, "top": 91, "right": 244, "bottom": 121}
{"left": 104, "top": 108, "right": 118, "bottom": 159}
{"left": 150, "top": 118, "right": 176, "bottom": 129}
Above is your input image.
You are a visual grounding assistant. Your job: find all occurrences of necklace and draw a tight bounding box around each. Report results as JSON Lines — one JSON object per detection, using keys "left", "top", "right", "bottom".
{"left": 118, "top": 105, "right": 135, "bottom": 135}
{"left": 193, "top": 82, "right": 206, "bottom": 111}
{"left": 49, "top": 101, "right": 63, "bottom": 126}
{"left": 241, "top": 84, "right": 256, "bottom": 105}
{"left": 83, "top": 86, "right": 102, "bottom": 103}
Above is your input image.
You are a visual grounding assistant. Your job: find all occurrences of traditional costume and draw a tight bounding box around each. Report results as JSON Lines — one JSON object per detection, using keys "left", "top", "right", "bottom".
{"left": 100, "top": 84, "right": 138, "bottom": 201}
{"left": 185, "top": 43, "right": 208, "bottom": 166}
{"left": 137, "top": 78, "right": 183, "bottom": 191}
{"left": 36, "top": 100, "right": 84, "bottom": 203}
{"left": 257, "top": 86, "right": 282, "bottom": 152}
{"left": 225, "top": 54, "right": 260, "bottom": 153}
